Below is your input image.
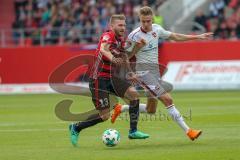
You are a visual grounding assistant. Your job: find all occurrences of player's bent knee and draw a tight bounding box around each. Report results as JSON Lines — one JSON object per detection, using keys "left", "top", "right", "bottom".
{"left": 129, "top": 92, "right": 139, "bottom": 101}
{"left": 124, "top": 87, "right": 139, "bottom": 101}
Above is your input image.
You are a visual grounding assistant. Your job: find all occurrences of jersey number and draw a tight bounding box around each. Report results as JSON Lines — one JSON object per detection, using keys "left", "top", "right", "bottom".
{"left": 99, "top": 98, "right": 109, "bottom": 108}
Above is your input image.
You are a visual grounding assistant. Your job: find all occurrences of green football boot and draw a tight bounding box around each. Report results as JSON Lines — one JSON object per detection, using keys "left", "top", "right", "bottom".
{"left": 128, "top": 131, "right": 150, "bottom": 139}
{"left": 69, "top": 123, "right": 79, "bottom": 147}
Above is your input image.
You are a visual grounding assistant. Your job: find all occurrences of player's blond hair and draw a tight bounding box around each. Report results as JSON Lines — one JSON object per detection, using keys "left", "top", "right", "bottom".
{"left": 110, "top": 14, "right": 126, "bottom": 24}
{"left": 139, "top": 6, "right": 153, "bottom": 16}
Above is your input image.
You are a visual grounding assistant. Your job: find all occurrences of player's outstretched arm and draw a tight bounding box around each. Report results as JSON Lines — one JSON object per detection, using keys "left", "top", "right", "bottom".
{"left": 169, "top": 32, "right": 213, "bottom": 42}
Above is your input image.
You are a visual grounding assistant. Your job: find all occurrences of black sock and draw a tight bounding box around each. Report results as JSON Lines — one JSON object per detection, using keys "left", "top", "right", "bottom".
{"left": 74, "top": 113, "right": 103, "bottom": 133}
{"left": 129, "top": 99, "right": 139, "bottom": 133}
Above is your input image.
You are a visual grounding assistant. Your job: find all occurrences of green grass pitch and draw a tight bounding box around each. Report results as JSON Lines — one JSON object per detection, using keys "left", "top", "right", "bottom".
{"left": 0, "top": 91, "right": 240, "bottom": 160}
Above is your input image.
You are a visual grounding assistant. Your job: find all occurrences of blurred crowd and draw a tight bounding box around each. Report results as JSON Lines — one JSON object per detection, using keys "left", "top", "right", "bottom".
{"left": 193, "top": 0, "right": 240, "bottom": 40}
{"left": 12, "top": 0, "right": 166, "bottom": 45}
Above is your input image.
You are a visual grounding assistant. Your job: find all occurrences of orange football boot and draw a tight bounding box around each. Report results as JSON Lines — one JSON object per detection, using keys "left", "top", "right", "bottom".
{"left": 187, "top": 129, "right": 202, "bottom": 141}
{"left": 111, "top": 104, "right": 122, "bottom": 123}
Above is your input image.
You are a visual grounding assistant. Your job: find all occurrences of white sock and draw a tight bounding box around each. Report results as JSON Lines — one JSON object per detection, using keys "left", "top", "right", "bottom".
{"left": 121, "top": 104, "right": 147, "bottom": 113}
{"left": 167, "top": 104, "right": 190, "bottom": 133}
{"left": 121, "top": 104, "right": 129, "bottom": 112}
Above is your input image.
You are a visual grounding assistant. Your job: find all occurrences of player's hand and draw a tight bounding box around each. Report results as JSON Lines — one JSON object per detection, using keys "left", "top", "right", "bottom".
{"left": 197, "top": 32, "right": 213, "bottom": 40}
{"left": 126, "top": 72, "right": 139, "bottom": 84}
{"left": 112, "top": 57, "right": 124, "bottom": 65}
{"left": 111, "top": 49, "right": 121, "bottom": 55}
{"left": 136, "top": 38, "right": 147, "bottom": 48}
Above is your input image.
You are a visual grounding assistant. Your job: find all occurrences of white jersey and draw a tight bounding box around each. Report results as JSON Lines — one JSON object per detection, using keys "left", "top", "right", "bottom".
{"left": 127, "top": 24, "right": 172, "bottom": 64}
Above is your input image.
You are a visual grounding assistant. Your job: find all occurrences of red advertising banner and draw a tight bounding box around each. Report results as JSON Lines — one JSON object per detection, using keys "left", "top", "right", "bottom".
{"left": 0, "top": 46, "right": 95, "bottom": 84}
{"left": 159, "top": 41, "right": 240, "bottom": 65}
{"left": 1, "top": 41, "right": 240, "bottom": 84}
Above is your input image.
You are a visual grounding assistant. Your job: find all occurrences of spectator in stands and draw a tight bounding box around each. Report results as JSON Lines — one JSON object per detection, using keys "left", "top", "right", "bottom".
{"left": 228, "top": 0, "right": 239, "bottom": 9}
{"left": 192, "top": 9, "right": 208, "bottom": 31}
{"left": 152, "top": 1, "right": 165, "bottom": 27}
{"left": 12, "top": 0, "right": 166, "bottom": 46}
{"left": 192, "top": 0, "right": 240, "bottom": 40}
{"left": 12, "top": 21, "right": 21, "bottom": 45}
{"left": 82, "top": 19, "right": 96, "bottom": 43}
{"left": 14, "top": 0, "right": 28, "bottom": 18}
{"left": 214, "top": 21, "right": 231, "bottom": 39}
{"left": 209, "top": 0, "right": 225, "bottom": 19}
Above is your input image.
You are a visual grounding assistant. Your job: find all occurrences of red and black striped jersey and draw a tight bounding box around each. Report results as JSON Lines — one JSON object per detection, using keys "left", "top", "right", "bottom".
{"left": 90, "top": 30, "right": 125, "bottom": 79}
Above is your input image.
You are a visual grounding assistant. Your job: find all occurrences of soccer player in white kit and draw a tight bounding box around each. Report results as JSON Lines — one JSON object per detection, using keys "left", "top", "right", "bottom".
{"left": 111, "top": 6, "right": 213, "bottom": 141}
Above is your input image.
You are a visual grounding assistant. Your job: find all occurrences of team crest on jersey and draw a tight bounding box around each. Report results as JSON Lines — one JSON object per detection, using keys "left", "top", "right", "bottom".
{"left": 102, "top": 35, "right": 110, "bottom": 41}
{"left": 152, "top": 32, "right": 157, "bottom": 38}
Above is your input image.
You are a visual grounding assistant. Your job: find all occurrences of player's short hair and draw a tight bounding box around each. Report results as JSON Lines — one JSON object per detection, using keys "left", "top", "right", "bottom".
{"left": 139, "top": 6, "right": 153, "bottom": 16}
{"left": 110, "top": 14, "right": 126, "bottom": 24}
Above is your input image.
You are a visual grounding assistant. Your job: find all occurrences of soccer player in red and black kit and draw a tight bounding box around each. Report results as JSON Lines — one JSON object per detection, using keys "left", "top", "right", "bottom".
{"left": 69, "top": 15, "right": 149, "bottom": 147}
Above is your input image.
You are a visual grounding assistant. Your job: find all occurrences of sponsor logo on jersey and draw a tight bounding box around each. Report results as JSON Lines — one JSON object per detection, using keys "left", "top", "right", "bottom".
{"left": 148, "top": 43, "right": 153, "bottom": 48}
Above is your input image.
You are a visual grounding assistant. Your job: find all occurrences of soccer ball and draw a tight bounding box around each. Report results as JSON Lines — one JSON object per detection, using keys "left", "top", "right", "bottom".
{"left": 102, "top": 129, "right": 120, "bottom": 147}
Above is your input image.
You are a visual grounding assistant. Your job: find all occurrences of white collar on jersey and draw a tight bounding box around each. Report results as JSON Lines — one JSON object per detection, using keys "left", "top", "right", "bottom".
{"left": 140, "top": 27, "right": 152, "bottom": 34}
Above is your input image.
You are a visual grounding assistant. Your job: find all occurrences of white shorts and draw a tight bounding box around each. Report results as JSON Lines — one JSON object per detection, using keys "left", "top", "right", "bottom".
{"left": 136, "top": 63, "right": 173, "bottom": 98}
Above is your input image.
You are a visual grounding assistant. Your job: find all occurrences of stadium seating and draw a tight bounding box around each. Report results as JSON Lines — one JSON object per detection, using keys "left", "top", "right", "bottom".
{"left": 192, "top": 0, "right": 240, "bottom": 40}
{"left": 9, "top": 0, "right": 166, "bottom": 46}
